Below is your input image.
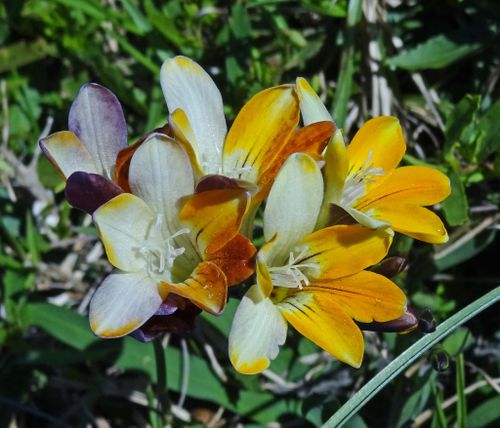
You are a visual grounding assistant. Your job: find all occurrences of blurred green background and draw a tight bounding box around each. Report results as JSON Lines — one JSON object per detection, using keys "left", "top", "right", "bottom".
{"left": 0, "top": 0, "right": 499, "bottom": 427}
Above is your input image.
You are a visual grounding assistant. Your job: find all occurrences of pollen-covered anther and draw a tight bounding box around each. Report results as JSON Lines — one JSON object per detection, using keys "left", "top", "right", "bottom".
{"left": 268, "top": 249, "right": 319, "bottom": 289}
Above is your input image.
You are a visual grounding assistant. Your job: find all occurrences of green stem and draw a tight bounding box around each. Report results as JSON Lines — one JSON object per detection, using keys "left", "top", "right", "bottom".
{"left": 153, "top": 338, "right": 171, "bottom": 426}
{"left": 323, "top": 286, "right": 500, "bottom": 428}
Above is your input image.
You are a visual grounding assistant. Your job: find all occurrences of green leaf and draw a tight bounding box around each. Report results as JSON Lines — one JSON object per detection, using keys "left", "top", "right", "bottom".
{"left": 386, "top": 27, "right": 489, "bottom": 71}
{"left": 442, "top": 328, "right": 473, "bottom": 356}
{"left": 119, "top": 0, "right": 152, "bottom": 34}
{"left": 323, "top": 286, "right": 500, "bottom": 427}
{"left": 444, "top": 95, "right": 481, "bottom": 149}
{"left": 433, "top": 226, "right": 496, "bottom": 271}
{"left": 476, "top": 99, "right": 500, "bottom": 162}
{"left": 467, "top": 395, "right": 500, "bottom": 428}
{"left": 0, "top": 38, "right": 56, "bottom": 73}
{"left": 332, "top": 0, "right": 363, "bottom": 127}
{"left": 21, "top": 303, "right": 99, "bottom": 350}
{"left": 230, "top": 3, "right": 252, "bottom": 40}
{"left": 442, "top": 169, "right": 469, "bottom": 226}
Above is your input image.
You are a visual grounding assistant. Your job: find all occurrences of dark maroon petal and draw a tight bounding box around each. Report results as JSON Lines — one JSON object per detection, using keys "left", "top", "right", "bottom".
{"left": 68, "top": 83, "right": 128, "bottom": 176}
{"left": 196, "top": 174, "right": 258, "bottom": 195}
{"left": 65, "top": 171, "right": 123, "bottom": 214}
{"left": 130, "top": 303, "right": 202, "bottom": 343}
{"left": 328, "top": 204, "right": 357, "bottom": 226}
{"left": 357, "top": 306, "right": 419, "bottom": 333}
{"left": 370, "top": 256, "right": 408, "bottom": 278}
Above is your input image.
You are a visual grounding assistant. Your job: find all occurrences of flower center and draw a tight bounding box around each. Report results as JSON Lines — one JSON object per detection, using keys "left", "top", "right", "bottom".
{"left": 341, "top": 150, "right": 385, "bottom": 207}
{"left": 200, "top": 151, "right": 254, "bottom": 179}
{"left": 268, "top": 248, "right": 319, "bottom": 289}
{"left": 135, "top": 214, "right": 190, "bottom": 281}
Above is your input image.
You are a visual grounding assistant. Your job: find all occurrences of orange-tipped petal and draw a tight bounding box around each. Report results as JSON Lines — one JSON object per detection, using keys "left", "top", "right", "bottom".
{"left": 89, "top": 271, "right": 162, "bottom": 338}
{"left": 205, "top": 234, "right": 256, "bottom": 286}
{"left": 160, "top": 56, "right": 227, "bottom": 174}
{"left": 299, "top": 224, "right": 392, "bottom": 280}
{"left": 229, "top": 284, "right": 287, "bottom": 374}
{"left": 369, "top": 204, "right": 449, "bottom": 243}
{"left": 160, "top": 261, "right": 227, "bottom": 315}
{"left": 169, "top": 108, "right": 205, "bottom": 177}
{"left": 309, "top": 270, "right": 407, "bottom": 323}
{"left": 223, "top": 85, "right": 299, "bottom": 185}
{"left": 347, "top": 116, "right": 406, "bottom": 180}
{"left": 39, "top": 131, "right": 98, "bottom": 178}
{"left": 356, "top": 166, "right": 451, "bottom": 209}
{"left": 179, "top": 188, "right": 249, "bottom": 255}
{"left": 255, "top": 121, "right": 333, "bottom": 204}
{"left": 280, "top": 291, "right": 364, "bottom": 368}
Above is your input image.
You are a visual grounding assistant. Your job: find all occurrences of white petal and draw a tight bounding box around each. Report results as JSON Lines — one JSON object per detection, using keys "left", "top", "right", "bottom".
{"left": 341, "top": 205, "right": 392, "bottom": 230}
{"left": 93, "top": 193, "right": 155, "bottom": 272}
{"left": 89, "top": 271, "right": 162, "bottom": 338}
{"left": 263, "top": 153, "right": 323, "bottom": 265}
{"left": 39, "top": 131, "right": 99, "bottom": 178}
{"left": 160, "top": 56, "right": 227, "bottom": 174}
{"left": 296, "top": 78, "right": 333, "bottom": 125}
{"left": 228, "top": 284, "right": 288, "bottom": 374}
{"left": 128, "top": 134, "right": 195, "bottom": 235}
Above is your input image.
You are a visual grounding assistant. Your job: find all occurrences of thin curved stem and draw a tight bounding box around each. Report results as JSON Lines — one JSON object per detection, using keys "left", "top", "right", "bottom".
{"left": 323, "top": 286, "right": 500, "bottom": 428}
{"left": 153, "top": 337, "right": 171, "bottom": 426}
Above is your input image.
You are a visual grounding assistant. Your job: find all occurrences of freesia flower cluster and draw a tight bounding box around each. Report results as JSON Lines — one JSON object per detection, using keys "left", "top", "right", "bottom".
{"left": 40, "top": 56, "right": 450, "bottom": 374}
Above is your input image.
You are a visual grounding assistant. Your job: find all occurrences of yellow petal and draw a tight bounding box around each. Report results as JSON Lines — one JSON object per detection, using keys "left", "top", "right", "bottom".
{"left": 347, "top": 116, "right": 406, "bottom": 179}
{"left": 39, "top": 131, "right": 98, "bottom": 179}
{"left": 160, "top": 261, "right": 227, "bottom": 315}
{"left": 356, "top": 166, "right": 451, "bottom": 209}
{"left": 178, "top": 188, "right": 250, "bottom": 255}
{"left": 299, "top": 225, "right": 392, "bottom": 280}
{"left": 309, "top": 270, "right": 406, "bottom": 323}
{"left": 223, "top": 85, "right": 299, "bottom": 185}
{"left": 317, "top": 129, "right": 349, "bottom": 228}
{"left": 370, "top": 204, "right": 449, "bottom": 243}
{"left": 280, "top": 291, "right": 364, "bottom": 368}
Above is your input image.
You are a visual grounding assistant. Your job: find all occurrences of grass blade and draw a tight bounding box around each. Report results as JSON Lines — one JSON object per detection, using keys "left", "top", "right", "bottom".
{"left": 323, "top": 286, "right": 500, "bottom": 427}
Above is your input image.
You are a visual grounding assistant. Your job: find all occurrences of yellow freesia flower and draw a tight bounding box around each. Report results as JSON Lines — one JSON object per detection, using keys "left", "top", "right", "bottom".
{"left": 159, "top": 56, "right": 333, "bottom": 207}
{"left": 228, "top": 153, "right": 407, "bottom": 374}
{"left": 296, "top": 78, "right": 451, "bottom": 244}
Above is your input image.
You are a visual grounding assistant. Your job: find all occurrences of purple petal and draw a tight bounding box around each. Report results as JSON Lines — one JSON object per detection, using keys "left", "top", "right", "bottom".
{"left": 65, "top": 172, "right": 123, "bottom": 214}
{"left": 68, "top": 83, "right": 128, "bottom": 179}
{"left": 357, "top": 306, "right": 419, "bottom": 333}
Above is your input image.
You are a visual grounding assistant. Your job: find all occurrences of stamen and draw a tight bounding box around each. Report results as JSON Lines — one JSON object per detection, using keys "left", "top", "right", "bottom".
{"left": 268, "top": 249, "right": 319, "bottom": 289}
{"left": 200, "top": 151, "right": 254, "bottom": 179}
{"left": 134, "top": 216, "right": 190, "bottom": 280}
{"left": 341, "top": 150, "right": 384, "bottom": 207}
